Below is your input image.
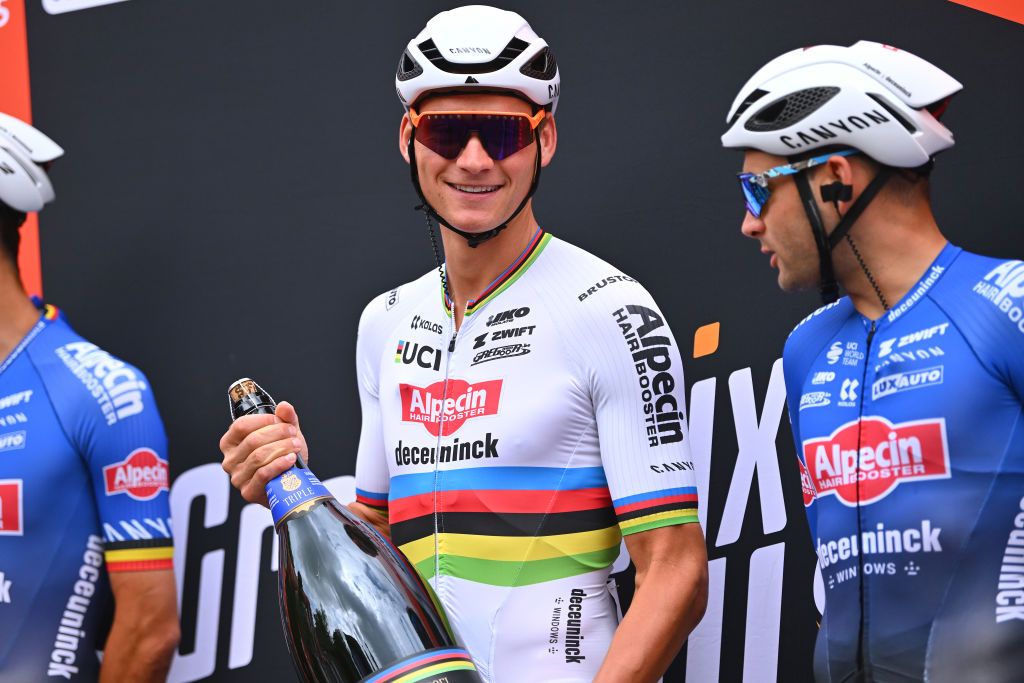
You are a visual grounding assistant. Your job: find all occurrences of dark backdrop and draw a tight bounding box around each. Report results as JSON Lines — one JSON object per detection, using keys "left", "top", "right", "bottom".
{"left": 22, "top": 1, "right": 1023, "bottom": 681}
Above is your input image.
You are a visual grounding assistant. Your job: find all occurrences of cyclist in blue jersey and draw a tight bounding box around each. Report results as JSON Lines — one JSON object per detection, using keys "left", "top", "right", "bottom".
{"left": 0, "top": 114, "right": 179, "bottom": 681}
{"left": 221, "top": 6, "right": 708, "bottom": 682}
{"left": 721, "top": 42, "right": 1024, "bottom": 682}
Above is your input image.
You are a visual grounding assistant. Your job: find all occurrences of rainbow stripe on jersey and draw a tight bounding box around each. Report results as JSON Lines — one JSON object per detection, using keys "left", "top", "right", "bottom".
{"left": 385, "top": 466, "right": 697, "bottom": 587}
{"left": 442, "top": 229, "right": 551, "bottom": 318}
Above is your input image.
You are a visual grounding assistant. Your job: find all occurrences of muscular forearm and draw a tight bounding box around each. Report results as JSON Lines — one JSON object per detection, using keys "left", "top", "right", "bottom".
{"left": 593, "top": 557, "right": 708, "bottom": 683}
{"left": 98, "top": 598, "right": 179, "bottom": 683}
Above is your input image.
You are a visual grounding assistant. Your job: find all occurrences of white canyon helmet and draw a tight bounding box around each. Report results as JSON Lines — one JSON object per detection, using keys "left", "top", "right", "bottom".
{"left": 0, "top": 112, "right": 63, "bottom": 213}
{"left": 396, "top": 6, "right": 560, "bottom": 249}
{"left": 721, "top": 41, "right": 962, "bottom": 305}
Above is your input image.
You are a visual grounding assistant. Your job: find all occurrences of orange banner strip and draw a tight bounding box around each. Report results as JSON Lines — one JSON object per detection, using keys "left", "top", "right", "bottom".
{"left": 948, "top": 0, "right": 1024, "bottom": 24}
{"left": 0, "top": 0, "right": 42, "bottom": 297}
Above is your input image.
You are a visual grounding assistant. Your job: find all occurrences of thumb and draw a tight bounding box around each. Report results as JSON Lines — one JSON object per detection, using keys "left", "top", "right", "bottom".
{"left": 275, "top": 401, "right": 301, "bottom": 429}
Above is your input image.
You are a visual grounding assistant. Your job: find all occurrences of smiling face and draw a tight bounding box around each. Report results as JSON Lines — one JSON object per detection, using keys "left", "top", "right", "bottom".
{"left": 399, "top": 93, "right": 556, "bottom": 233}
{"left": 740, "top": 150, "right": 823, "bottom": 292}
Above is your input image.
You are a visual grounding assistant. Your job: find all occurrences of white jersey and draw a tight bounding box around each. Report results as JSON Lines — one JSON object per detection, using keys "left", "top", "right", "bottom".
{"left": 354, "top": 230, "right": 699, "bottom": 682}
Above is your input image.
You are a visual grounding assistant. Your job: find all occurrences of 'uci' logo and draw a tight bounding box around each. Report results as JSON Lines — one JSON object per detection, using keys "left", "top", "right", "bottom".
{"left": 394, "top": 340, "right": 442, "bottom": 371}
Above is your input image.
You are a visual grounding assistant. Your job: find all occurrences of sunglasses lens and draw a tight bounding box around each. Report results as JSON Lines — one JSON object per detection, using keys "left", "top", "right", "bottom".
{"left": 738, "top": 175, "right": 769, "bottom": 218}
{"left": 416, "top": 114, "right": 535, "bottom": 161}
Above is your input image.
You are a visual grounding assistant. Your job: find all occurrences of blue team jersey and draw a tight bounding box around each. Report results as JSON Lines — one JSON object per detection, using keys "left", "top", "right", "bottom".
{"left": 0, "top": 303, "right": 173, "bottom": 682}
{"left": 783, "top": 244, "right": 1024, "bottom": 682}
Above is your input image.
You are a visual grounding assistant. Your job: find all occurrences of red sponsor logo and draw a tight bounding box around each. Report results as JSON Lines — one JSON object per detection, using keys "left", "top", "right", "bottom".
{"left": 0, "top": 480, "right": 23, "bottom": 536}
{"left": 399, "top": 378, "right": 502, "bottom": 436}
{"left": 802, "top": 416, "right": 949, "bottom": 507}
{"left": 798, "top": 458, "right": 816, "bottom": 507}
{"left": 103, "top": 448, "right": 169, "bottom": 501}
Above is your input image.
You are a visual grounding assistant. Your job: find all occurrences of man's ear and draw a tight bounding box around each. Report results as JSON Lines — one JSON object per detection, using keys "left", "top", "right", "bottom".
{"left": 820, "top": 154, "right": 856, "bottom": 211}
{"left": 399, "top": 113, "right": 413, "bottom": 164}
{"left": 539, "top": 113, "right": 557, "bottom": 168}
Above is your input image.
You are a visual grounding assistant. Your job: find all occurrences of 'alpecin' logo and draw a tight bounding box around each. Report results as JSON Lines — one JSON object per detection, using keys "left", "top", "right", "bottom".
{"left": 802, "top": 416, "right": 949, "bottom": 507}
{"left": 399, "top": 378, "right": 502, "bottom": 437}
{"left": 103, "top": 449, "right": 169, "bottom": 501}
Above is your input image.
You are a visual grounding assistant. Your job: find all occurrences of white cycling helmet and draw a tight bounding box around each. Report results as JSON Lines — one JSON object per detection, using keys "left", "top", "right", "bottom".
{"left": 0, "top": 112, "right": 63, "bottom": 212}
{"left": 722, "top": 41, "right": 961, "bottom": 167}
{"left": 396, "top": 5, "right": 560, "bottom": 113}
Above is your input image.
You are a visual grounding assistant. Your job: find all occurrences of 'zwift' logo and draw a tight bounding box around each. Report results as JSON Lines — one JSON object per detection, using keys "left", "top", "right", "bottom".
{"left": 103, "top": 449, "right": 169, "bottom": 501}
{"left": 399, "top": 378, "right": 502, "bottom": 436}
{"left": 802, "top": 416, "right": 949, "bottom": 506}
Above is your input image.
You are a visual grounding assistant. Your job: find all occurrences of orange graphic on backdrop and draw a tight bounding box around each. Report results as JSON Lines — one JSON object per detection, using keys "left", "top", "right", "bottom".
{"left": 0, "top": 0, "right": 42, "bottom": 297}
{"left": 948, "top": 0, "right": 1024, "bottom": 24}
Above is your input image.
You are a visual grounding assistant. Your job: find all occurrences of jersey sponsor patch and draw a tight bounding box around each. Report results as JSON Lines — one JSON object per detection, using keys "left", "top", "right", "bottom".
{"left": 0, "top": 479, "right": 24, "bottom": 535}
{"left": 612, "top": 304, "right": 685, "bottom": 448}
{"left": 0, "top": 389, "right": 31, "bottom": 409}
{"left": 798, "top": 458, "right": 816, "bottom": 507}
{"left": 799, "top": 391, "right": 831, "bottom": 410}
{"left": 0, "top": 429, "right": 26, "bottom": 452}
{"left": 803, "top": 416, "right": 950, "bottom": 506}
{"left": 399, "top": 378, "right": 502, "bottom": 436}
{"left": 103, "top": 448, "right": 169, "bottom": 501}
{"left": 973, "top": 259, "right": 1024, "bottom": 335}
{"left": 877, "top": 322, "right": 950, "bottom": 358}
{"left": 872, "top": 366, "right": 944, "bottom": 400}
{"left": 54, "top": 341, "right": 148, "bottom": 425}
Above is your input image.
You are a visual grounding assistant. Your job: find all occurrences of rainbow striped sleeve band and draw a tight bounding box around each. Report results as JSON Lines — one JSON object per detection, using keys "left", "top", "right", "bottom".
{"left": 355, "top": 488, "right": 390, "bottom": 516}
{"left": 105, "top": 538, "right": 174, "bottom": 572}
{"left": 614, "top": 486, "right": 699, "bottom": 536}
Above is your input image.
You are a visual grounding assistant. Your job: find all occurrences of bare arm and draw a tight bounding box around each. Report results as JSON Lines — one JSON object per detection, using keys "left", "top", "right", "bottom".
{"left": 99, "top": 569, "right": 179, "bottom": 683}
{"left": 593, "top": 523, "right": 708, "bottom": 683}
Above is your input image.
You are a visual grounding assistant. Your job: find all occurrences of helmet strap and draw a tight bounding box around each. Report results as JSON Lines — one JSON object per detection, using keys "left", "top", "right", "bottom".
{"left": 794, "top": 173, "right": 840, "bottom": 304}
{"left": 407, "top": 129, "right": 543, "bottom": 248}
{"left": 794, "top": 166, "right": 893, "bottom": 306}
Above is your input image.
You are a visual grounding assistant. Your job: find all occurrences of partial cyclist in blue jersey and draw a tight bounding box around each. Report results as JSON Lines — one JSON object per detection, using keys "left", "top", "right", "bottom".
{"left": 722, "top": 43, "right": 1023, "bottom": 682}
{"left": 0, "top": 114, "right": 179, "bottom": 681}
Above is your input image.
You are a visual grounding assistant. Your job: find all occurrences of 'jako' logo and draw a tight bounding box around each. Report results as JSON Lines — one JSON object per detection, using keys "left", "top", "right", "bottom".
{"left": 399, "top": 378, "right": 502, "bottom": 436}
{"left": 103, "top": 449, "right": 169, "bottom": 501}
{"left": 803, "top": 416, "right": 949, "bottom": 507}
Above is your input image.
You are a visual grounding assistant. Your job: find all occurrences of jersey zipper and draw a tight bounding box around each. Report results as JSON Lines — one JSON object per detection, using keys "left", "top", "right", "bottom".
{"left": 433, "top": 315, "right": 461, "bottom": 586}
{"left": 855, "top": 319, "right": 876, "bottom": 677}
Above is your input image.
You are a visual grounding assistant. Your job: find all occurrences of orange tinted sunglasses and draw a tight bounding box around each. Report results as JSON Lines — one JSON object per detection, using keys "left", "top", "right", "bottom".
{"left": 409, "top": 108, "right": 547, "bottom": 160}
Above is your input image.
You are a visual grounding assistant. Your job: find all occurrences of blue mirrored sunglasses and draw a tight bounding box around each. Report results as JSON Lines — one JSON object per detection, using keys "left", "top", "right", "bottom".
{"left": 737, "top": 149, "right": 859, "bottom": 218}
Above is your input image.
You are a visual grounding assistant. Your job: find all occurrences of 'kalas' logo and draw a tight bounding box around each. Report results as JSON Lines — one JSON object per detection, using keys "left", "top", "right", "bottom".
{"left": 399, "top": 378, "right": 502, "bottom": 436}
{"left": 103, "top": 449, "right": 169, "bottom": 501}
{"left": 802, "top": 416, "right": 949, "bottom": 507}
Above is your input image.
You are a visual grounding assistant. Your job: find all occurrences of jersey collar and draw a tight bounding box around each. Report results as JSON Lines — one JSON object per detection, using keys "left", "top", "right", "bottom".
{"left": 866, "top": 242, "right": 961, "bottom": 332}
{"left": 441, "top": 228, "right": 552, "bottom": 318}
{"left": 0, "top": 299, "right": 60, "bottom": 377}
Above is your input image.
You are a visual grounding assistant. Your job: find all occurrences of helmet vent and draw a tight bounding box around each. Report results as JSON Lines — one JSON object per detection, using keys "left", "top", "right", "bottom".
{"left": 867, "top": 94, "right": 916, "bottom": 133}
{"left": 745, "top": 86, "right": 840, "bottom": 132}
{"left": 397, "top": 50, "right": 423, "bottom": 82}
{"left": 417, "top": 37, "right": 530, "bottom": 75}
{"left": 728, "top": 89, "right": 769, "bottom": 126}
{"left": 520, "top": 47, "right": 557, "bottom": 81}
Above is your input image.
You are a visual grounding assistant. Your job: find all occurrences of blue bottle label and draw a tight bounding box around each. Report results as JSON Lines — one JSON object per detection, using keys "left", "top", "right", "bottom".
{"left": 265, "top": 466, "right": 333, "bottom": 526}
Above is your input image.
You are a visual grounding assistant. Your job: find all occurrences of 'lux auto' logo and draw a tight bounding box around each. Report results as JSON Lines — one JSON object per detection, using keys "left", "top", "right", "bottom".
{"left": 0, "top": 1, "right": 9, "bottom": 28}
{"left": 803, "top": 416, "right": 949, "bottom": 506}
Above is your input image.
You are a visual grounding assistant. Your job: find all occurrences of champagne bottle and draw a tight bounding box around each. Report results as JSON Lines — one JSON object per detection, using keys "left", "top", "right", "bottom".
{"left": 228, "top": 378, "right": 481, "bottom": 683}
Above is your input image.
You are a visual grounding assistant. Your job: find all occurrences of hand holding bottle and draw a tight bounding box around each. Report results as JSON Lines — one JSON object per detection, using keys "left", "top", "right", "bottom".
{"left": 219, "top": 400, "right": 308, "bottom": 506}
